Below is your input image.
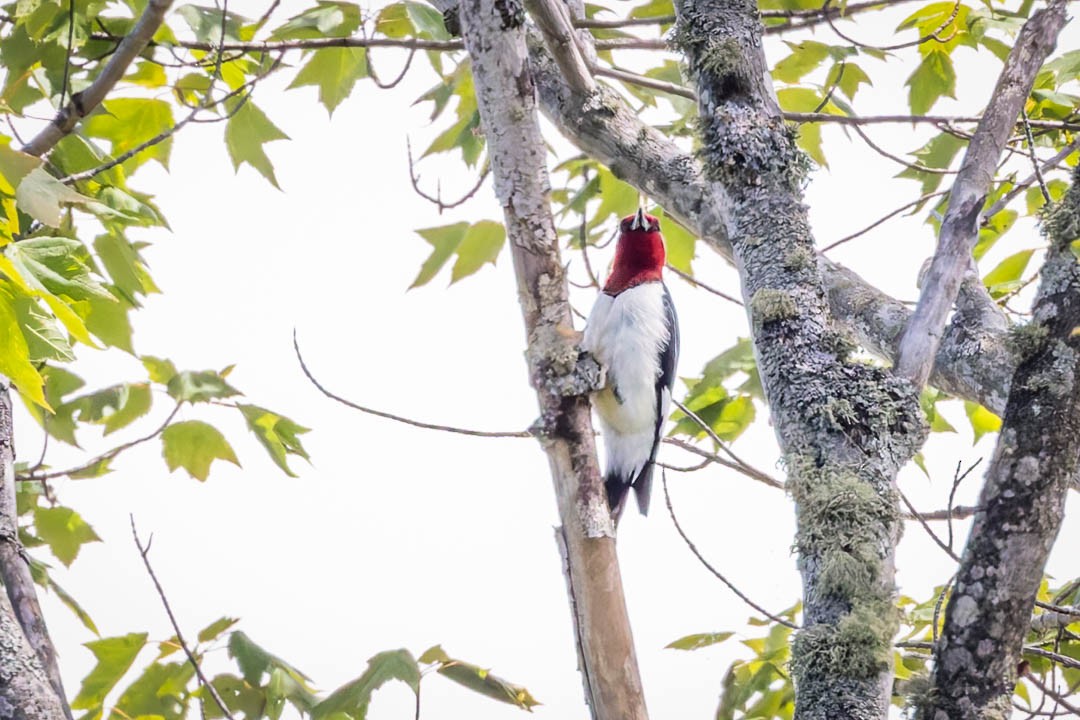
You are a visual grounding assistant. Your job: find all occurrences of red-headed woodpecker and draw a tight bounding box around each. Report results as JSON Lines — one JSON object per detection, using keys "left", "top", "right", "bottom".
{"left": 584, "top": 208, "right": 680, "bottom": 522}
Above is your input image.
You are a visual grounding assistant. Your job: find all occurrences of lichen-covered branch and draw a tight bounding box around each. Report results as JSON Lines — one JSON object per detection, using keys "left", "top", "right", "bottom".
{"left": 895, "top": 0, "right": 1069, "bottom": 388}
{"left": 22, "top": 0, "right": 174, "bottom": 157}
{"left": 671, "top": 0, "right": 926, "bottom": 716}
{"left": 922, "top": 168, "right": 1080, "bottom": 720}
{"left": 524, "top": 33, "right": 1015, "bottom": 415}
{"left": 456, "top": 2, "right": 647, "bottom": 719}
{"left": 0, "top": 386, "right": 71, "bottom": 719}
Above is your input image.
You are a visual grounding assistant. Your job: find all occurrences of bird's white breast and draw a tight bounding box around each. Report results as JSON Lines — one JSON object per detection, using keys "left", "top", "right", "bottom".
{"left": 583, "top": 282, "right": 671, "bottom": 436}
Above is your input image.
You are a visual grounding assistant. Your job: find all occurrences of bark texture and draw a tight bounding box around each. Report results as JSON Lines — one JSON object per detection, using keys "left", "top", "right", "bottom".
{"left": 0, "top": 388, "right": 69, "bottom": 720}
{"left": 524, "top": 34, "right": 1016, "bottom": 415}
{"left": 923, "top": 170, "right": 1080, "bottom": 719}
{"left": 896, "top": 0, "right": 1069, "bottom": 387}
{"left": 672, "top": 0, "right": 926, "bottom": 716}
{"left": 456, "top": 3, "right": 647, "bottom": 719}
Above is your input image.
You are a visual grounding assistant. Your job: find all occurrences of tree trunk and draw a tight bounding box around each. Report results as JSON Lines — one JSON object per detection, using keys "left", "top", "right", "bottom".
{"left": 0, "top": 387, "right": 70, "bottom": 720}
{"left": 672, "top": 0, "right": 926, "bottom": 716}
{"left": 456, "top": 3, "right": 648, "bottom": 719}
{"left": 923, "top": 169, "right": 1080, "bottom": 719}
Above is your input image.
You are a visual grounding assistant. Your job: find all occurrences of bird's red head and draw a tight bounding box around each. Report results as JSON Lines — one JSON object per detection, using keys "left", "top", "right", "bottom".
{"left": 603, "top": 208, "right": 666, "bottom": 295}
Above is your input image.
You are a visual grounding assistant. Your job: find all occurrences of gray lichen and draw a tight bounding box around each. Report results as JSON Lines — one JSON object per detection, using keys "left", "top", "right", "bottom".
{"left": 750, "top": 287, "right": 798, "bottom": 325}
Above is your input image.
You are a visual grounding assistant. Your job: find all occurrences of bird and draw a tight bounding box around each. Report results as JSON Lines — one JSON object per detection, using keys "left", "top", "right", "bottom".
{"left": 583, "top": 207, "right": 680, "bottom": 523}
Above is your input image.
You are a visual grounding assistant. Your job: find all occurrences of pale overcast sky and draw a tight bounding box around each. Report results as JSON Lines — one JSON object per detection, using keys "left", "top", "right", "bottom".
{"left": 12, "top": 2, "right": 1080, "bottom": 718}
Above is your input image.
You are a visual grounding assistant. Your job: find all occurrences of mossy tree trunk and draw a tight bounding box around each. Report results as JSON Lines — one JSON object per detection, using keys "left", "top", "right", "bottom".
{"left": 921, "top": 170, "right": 1080, "bottom": 719}
{"left": 671, "top": 0, "right": 927, "bottom": 717}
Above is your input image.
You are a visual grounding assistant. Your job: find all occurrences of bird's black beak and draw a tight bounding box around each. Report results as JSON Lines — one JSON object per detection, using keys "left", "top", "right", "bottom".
{"left": 630, "top": 207, "right": 647, "bottom": 231}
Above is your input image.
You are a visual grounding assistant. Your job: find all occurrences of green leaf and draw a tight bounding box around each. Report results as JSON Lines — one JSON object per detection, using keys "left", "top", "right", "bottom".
{"left": 271, "top": 1, "right": 362, "bottom": 39}
{"left": 5, "top": 236, "right": 113, "bottom": 301}
{"left": 651, "top": 207, "right": 695, "bottom": 273}
{"left": 197, "top": 617, "right": 239, "bottom": 644}
{"left": 772, "top": 41, "right": 831, "bottom": 83}
{"left": 983, "top": 249, "right": 1034, "bottom": 299}
{"left": 113, "top": 660, "right": 192, "bottom": 720}
{"left": 313, "top": 649, "right": 420, "bottom": 719}
{"left": 411, "top": 220, "right": 505, "bottom": 287}
{"left": 906, "top": 49, "right": 956, "bottom": 115}
{"left": 0, "top": 284, "right": 48, "bottom": 408}
{"left": 964, "top": 401, "right": 1001, "bottom": 444}
{"left": 419, "top": 645, "right": 450, "bottom": 664}
{"left": 143, "top": 355, "right": 178, "bottom": 384}
{"left": 72, "top": 632, "right": 148, "bottom": 711}
{"left": 103, "top": 383, "right": 152, "bottom": 434}
{"left": 288, "top": 48, "right": 368, "bottom": 114}
{"left": 162, "top": 421, "right": 240, "bottom": 481}
{"left": 85, "top": 294, "right": 134, "bottom": 353}
{"left": 83, "top": 98, "right": 175, "bottom": 172}
{"left": 94, "top": 231, "right": 158, "bottom": 302}
{"left": 227, "top": 632, "right": 315, "bottom": 699}
{"left": 238, "top": 404, "right": 310, "bottom": 476}
{"left": 11, "top": 292, "right": 75, "bottom": 362}
{"left": 589, "top": 168, "right": 638, "bottom": 230}
{"left": 14, "top": 167, "right": 93, "bottom": 226}
{"left": 437, "top": 657, "right": 540, "bottom": 711}
{"left": 47, "top": 576, "right": 99, "bottom": 635}
{"left": 451, "top": 220, "right": 505, "bottom": 282}
{"left": 225, "top": 100, "right": 289, "bottom": 188}
{"left": 34, "top": 505, "right": 100, "bottom": 566}
{"left": 919, "top": 388, "right": 957, "bottom": 433}
{"left": 166, "top": 370, "right": 241, "bottom": 403}
{"left": 666, "top": 631, "right": 734, "bottom": 650}
{"left": 0, "top": 142, "right": 42, "bottom": 194}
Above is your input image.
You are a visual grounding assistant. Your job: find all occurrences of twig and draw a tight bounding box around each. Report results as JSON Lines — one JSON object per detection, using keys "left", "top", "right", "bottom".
{"left": 662, "top": 470, "right": 799, "bottom": 629}
{"left": 367, "top": 46, "right": 417, "bottom": 90}
{"left": 898, "top": 488, "right": 961, "bottom": 561}
{"left": 933, "top": 576, "right": 953, "bottom": 643}
{"left": 294, "top": 331, "right": 531, "bottom": 438}
{"left": 666, "top": 264, "right": 742, "bottom": 305}
{"left": 851, "top": 124, "right": 955, "bottom": 175}
{"left": 593, "top": 65, "right": 695, "bottom": 100}
{"left": 405, "top": 139, "right": 490, "bottom": 212}
{"left": 1022, "top": 109, "right": 1052, "bottom": 204}
{"left": 669, "top": 399, "right": 778, "bottom": 487}
{"left": 785, "top": 112, "right": 1080, "bottom": 132}
{"left": 20, "top": 404, "right": 182, "bottom": 481}
{"left": 821, "top": 0, "right": 959, "bottom": 52}
{"left": 131, "top": 517, "right": 235, "bottom": 720}
{"left": 821, "top": 190, "right": 947, "bottom": 252}
{"left": 1024, "top": 647, "right": 1080, "bottom": 672}
{"left": 23, "top": 0, "right": 175, "bottom": 156}
{"left": 662, "top": 437, "right": 782, "bottom": 489}
{"left": 946, "top": 458, "right": 980, "bottom": 550}
{"left": 1022, "top": 670, "right": 1080, "bottom": 717}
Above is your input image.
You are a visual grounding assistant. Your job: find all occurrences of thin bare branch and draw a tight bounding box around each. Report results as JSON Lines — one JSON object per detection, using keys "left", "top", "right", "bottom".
{"left": 406, "top": 139, "right": 490, "bottom": 212}
{"left": 662, "top": 437, "right": 782, "bottom": 489}
{"left": 593, "top": 65, "right": 695, "bottom": 99}
{"left": 821, "top": 0, "right": 959, "bottom": 52}
{"left": 294, "top": 332, "right": 531, "bottom": 438}
{"left": 897, "top": 487, "right": 961, "bottom": 561}
{"left": 786, "top": 112, "right": 1080, "bottom": 132}
{"left": 23, "top": 0, "right": 174, "bottom": 156}
{"left": 666, "top": 264, "right": 743, "bottom": 305}
{"left": 20, "top": 404, "right": 182, "bottom": 482}
{"left": 131, "top": 517, "right": 235, "bottom": 720}
{"left": 662, "top": 470, "right": 799, "bottom": 629}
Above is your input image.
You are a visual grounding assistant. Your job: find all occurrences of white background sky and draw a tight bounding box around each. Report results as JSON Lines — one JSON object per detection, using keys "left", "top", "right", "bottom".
{"left": 10, "top": 1, "right": 1080, "bottom": 718}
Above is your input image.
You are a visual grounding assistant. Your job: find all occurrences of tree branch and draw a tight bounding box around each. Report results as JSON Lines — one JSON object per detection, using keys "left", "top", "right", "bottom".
{"left": 131, "top": 517, "right": 235, "bottom": 720}
{"left": 22, "top": 0, "right": 174, "bottom": 156}
{"left": 457, "top": 3, "right": 646, "bottom": 718}
{"left": 0, "top": 386, "right": 72, "bottom": 719}
{"left": 895, "top": 0, "right": 1069, "bottom": 388}
{"left": 926, "top": 165, "right": 1080, "bottom": 717}
{"left": 525, "top": 26, "right": 1017, "bottom": 415}
{"left": 524, "top": 0, "right": 594, "bottom": 94}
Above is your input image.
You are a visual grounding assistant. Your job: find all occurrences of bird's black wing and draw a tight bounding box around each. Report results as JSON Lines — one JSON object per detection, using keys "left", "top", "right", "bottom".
{"left": 632, "top": 283, "right": 680, "bottom": 516}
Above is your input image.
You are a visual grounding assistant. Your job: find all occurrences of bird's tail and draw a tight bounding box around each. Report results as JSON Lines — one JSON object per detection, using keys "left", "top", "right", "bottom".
{"left": 606, "top": 462, "right": 655, "bottom": 525}
{"left": 605, "top": 473, "right": 631, "bottom": 525}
